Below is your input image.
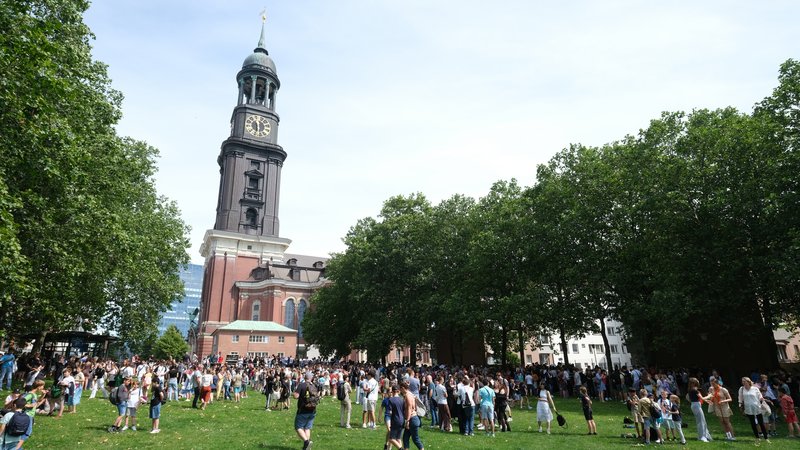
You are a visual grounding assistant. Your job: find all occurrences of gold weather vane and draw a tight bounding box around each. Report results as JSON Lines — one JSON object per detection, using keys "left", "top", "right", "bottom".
{"left": 260, "top": 7, "right": 267, "bottom": 23}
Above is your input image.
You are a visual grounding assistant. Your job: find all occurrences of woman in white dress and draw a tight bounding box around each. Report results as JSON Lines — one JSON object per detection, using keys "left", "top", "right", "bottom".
{"left": 536, "top": 382, "right": 557, "bottom": 434}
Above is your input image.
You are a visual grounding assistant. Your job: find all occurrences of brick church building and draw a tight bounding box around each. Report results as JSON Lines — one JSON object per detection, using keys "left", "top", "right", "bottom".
{"left": 193, "top": 21, "right": 327, "bottom": 360}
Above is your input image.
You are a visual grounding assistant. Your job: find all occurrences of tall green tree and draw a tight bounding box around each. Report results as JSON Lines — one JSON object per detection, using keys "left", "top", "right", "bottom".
{"left": 0, "top": 0, "right": 189, "bottom": 348}
{"left": 154, "top": 325, "right": 190, "bottom": 361}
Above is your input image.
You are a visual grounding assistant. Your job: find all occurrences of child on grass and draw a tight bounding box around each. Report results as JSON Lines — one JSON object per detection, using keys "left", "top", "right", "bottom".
{"left": 669, "top": 394, "right": 687, "bottom": 445}
{"left": 123, "top": 379, "right": 141, "bottom": 431}
{"left": 149, "top": 378, "right": 164, "bottom": 434}
{"left": 778, "top": 387, "right": 799, "bottom": 438}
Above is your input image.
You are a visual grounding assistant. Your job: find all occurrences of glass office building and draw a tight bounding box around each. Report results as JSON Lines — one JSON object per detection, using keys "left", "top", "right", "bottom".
{"left": 158, "top": 263, "right": 203, "bottom": 338}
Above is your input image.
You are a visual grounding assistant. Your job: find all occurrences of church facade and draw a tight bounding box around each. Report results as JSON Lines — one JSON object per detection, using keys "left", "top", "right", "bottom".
{"left": 193, "top": 22, "right": 327, "bottom": 359}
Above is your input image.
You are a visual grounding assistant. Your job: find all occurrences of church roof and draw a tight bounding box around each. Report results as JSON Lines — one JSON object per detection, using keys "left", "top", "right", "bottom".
{"left": 242, "top": 22, "right": 276, "bottom": 73}
{"left": 216, "top": 320, "right": 296, "bottom": 333}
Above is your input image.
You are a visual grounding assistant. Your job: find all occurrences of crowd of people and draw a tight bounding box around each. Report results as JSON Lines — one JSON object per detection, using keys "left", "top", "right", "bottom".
{"left": 1, "top": 347, "right": 800, "bottom": 449}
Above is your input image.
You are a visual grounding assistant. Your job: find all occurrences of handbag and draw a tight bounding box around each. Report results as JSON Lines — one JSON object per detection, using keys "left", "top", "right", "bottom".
{"left": 415, "top": 396, "right": 427, "bottom": 418}
{"left": 760, "top": 400, "right": 771, "bottom": 416}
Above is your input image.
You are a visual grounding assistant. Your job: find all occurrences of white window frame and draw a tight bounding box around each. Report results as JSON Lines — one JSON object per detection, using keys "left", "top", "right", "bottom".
{"left": 232, "top": 335, "right": 239, "bottom": 343}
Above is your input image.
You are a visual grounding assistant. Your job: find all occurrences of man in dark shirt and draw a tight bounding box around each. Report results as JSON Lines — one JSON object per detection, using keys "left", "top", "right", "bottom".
{"left": 293, "top": 372, "right": 318, "bottom": 450}
{"left": 108, "top": 377, "right": 130, "bottom": 433}
{"left": 149, "top": 379, "right": 164, "bottom": 434}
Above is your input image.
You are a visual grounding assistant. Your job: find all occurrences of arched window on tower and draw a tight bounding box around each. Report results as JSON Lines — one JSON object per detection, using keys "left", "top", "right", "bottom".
{"left": 246, "top": 208, "right": 258, "bottom": 227}
{"left": 251, "top": 300, "right": 260, "bottom": 321}
{"left": 297, "top": 299, "right": 308, "bottom": 338}
{"left": 284, "top": 300, "right": 296, "bottom": 330}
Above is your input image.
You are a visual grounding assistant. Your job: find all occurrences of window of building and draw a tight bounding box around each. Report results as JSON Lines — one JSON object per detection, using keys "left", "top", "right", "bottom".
{"left": 248, "top": 177, "right": 259, "bottom": 190}
{"left": 572, "top": 343, "right": 579, "bottom": 353}
{"left": 249, "top": 335, "right": 268, "bottom": 343}
{"left": 228, "top": 351, "right": 239, "bottom": 358}
{"left": 610, "top": 345, "right": 619, "bottom": 354}
{"left": 606, "top": 327, "right": 616, "bottom": 336}
{"left": 251, "top": 300, "right": 260, "bottom": 321}
{"left": 297, "top": 299, "right": 307, "bottom": 338}
{"left": 574, "top": 362, "right": 582, "bottom": 369}
{"left": 526, "top": 355, "right": 532, "bottom": 364}
{"left": 278, "top": 336, "right": 285, "bottom": 343}
{"left": 539, "top": 335, "right": 550, "bottom": 344}
{"left": 232, "top": 335, "right": 239, "bottom": 343}
{"left": 777, "top": 345, "right": 788, "bottom": 361}
{"left": 284, "top": 300, "right": 296, "bottom": 329}
{"left": 621, "top": 344, "right": 627, "bottom": 354}
{"left": 277, "top": 352, "right": 284, "bottom": 358}
{"left": 589, "top": 344, "right": 604, "bottom": 353}
{"left": 247, "top": 351, "right": 268, "bottom": 358}
{"left": 250, "top": 160, "right": 260, "bottom": 170}
{"left": 245, "top": 208, "right": 258, "bottom": 226}
{"left": 794, "top": 345, "right": 800, "bottom": 358}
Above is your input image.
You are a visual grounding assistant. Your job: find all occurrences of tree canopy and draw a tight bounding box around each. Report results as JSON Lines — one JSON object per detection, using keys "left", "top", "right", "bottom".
{"left": 0, "top": 0, "right": 189, "bottom": 349}
{"left": 304, "top": 59, "right": 800, "bottom": 371}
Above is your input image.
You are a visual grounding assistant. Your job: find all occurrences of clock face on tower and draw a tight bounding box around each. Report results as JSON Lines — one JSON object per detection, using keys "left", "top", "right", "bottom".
{"left": 245, "top": 114, "right": 271, "bottom": 137}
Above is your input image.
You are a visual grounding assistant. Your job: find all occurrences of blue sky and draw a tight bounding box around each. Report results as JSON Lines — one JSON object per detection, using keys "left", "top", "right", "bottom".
{"left": 84, "top": 1, "right": 799, "bottom": 263}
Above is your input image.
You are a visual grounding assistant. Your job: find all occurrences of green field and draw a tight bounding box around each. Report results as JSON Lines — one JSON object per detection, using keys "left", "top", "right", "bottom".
{"left": 18, "top": 389, "right": 799, "bottom": 449}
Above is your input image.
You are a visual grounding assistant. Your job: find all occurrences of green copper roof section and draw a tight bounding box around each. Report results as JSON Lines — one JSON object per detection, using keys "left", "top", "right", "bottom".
{"left": 217, "top": 320, "right": 296, "bottom": 333}
{"left": 257, "top": 21, "right": 267, "bottom": 53}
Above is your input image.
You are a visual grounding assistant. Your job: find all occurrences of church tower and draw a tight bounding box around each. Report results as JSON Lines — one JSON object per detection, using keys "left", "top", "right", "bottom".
{"left": 215, "top": 22, "right": 285, "bottom": 236}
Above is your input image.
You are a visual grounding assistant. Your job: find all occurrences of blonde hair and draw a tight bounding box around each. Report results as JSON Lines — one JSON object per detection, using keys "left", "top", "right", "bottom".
{"left": 669, "top": 394, "right": 680, "bottom": 405}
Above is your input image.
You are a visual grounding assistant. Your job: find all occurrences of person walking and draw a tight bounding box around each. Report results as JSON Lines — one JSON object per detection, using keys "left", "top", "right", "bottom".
{"left": 149, "top": 378, "right": 164, "bottom": 434}
{"left": 108, "top": 376, "right": 130, "bottom": 433}
{"left": 293, "top": 371, "right": 319, "bottom": 450}
{"left": 669, "top": 394, "right": 687, "bottom": 445}
{"left": 495, "top": 378, "right": 510, "bottom": 432}
{"left": 400, "top": 381, "right": 425, "bottom": 450}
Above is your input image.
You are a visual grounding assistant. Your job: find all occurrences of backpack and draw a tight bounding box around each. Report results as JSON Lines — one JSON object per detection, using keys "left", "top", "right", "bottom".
{"left": 336, "top": 381, "right": 346, "bottom": 402}
{"left": 415, "top": 396, "right": 427, "bottom": 418}
{"left": 109, "top": 387, "right": 121, "bottom": 406}
{"left": 649, "top": 401, "right": 662, "bottom": 419}
{"left": 5, "top": 411, "right": 30, "bottom": 437}
{"left": 624, "top": 372, "right": 633, "bottom": 386}
{"left": 302, "top": 383, "right": 319, "bottom": 412}
{"left": 462, "top": 389, "right": 472, "bottom": 407}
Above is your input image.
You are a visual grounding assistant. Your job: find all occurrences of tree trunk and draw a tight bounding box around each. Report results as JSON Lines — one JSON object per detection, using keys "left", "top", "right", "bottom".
{"left": 409, "top": 342, "right": 417, "bottom": 367}
{"left": 559, "top": 326, "right": 570, "bottom": 366}
{"left": 518, "top": 325, "right": 526, "bottom": 368}
{"left": 599, "top": 316, "right": 614, "bottom": 397}
{"left": 500, "top": 327, "right": 508, "bottom": 369}
{"left": 32, "top": 330, "right": 48, "bottom": 354}
{"left": 760, "top": 297, "right": 781, "bottom": 370}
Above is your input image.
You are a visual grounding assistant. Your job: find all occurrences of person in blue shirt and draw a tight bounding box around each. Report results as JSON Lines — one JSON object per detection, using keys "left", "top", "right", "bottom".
{"left": 0, "top": 350, "right": 15, "bottom": 391}
{"left": 478, "top": 378, "right": 496, "bottom": 436}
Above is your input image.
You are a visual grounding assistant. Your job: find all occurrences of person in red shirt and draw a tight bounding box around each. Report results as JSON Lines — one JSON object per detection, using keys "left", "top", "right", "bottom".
{"left": 778, "top": 387, "right": 799, "bottom": 438}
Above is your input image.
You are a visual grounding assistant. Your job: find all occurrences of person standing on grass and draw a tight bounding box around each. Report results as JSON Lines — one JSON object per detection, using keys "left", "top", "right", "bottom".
{"left": 778, "top": 387, "right": 799, "bottom": 438}
{"left": 149, "top": 378, "right": 164, "bottom": 434}
{"left": 434, "top": 376, "right": 451, "bottom": 432}
{"left": 0, "top": 397, "right": 30, "bottom": 449}
{"left": 637, "top": 389, "right": 660, "bottom": 445}
{"left": 536, "top": 382, "right": 556, "bottom": 434}
{"left": 293, "top": 371, "right": 319, "bottom": 450}
{"left": 669, "top": 394, "right": 687, "bottom": 445}
{"left": 686, "top": 377, "right": 712, "bottom": 442}
{"left": 478, "top": 378, "right": 495, "bottom": 437}
{"left": 365, "top": 371, "right": 379, "bottom": 430}
{"left": 703, "top": 376, "right": 735, "bottom": 441}
{"left": 384, "top": 386, "right": 404, "bottom": 450}
{"left": 191, "top": 364, "right": 203, "bottom": 409}
{"left": 738, "top": 377, "right": 769, "bottom": 442}
{"left": 57, "top": 368, "right": 75, "bottom": 417}
{"left": 108, "top": 377, "right": 130, "bottom": 433}
{"left": 122, "top": 379, "right": 141, "bottom": 431}
{"left": 579, "top": 386, "right": 596, "bottom": 435}
{"left": 339, "top": 370, "right": 352, "bottom": 429}
{"left": 200, "top": 368, "right": 213, "bottom": 410}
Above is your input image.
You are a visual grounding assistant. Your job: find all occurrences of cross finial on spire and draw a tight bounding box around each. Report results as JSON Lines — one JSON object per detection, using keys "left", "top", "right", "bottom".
{"left": 259, "top": 7, "right": 267, "bottom": 23}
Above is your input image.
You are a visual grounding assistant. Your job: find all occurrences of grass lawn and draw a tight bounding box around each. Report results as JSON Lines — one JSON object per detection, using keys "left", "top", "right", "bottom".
{"left": 16, "top": 388, "right": 799, "bottom": 449}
